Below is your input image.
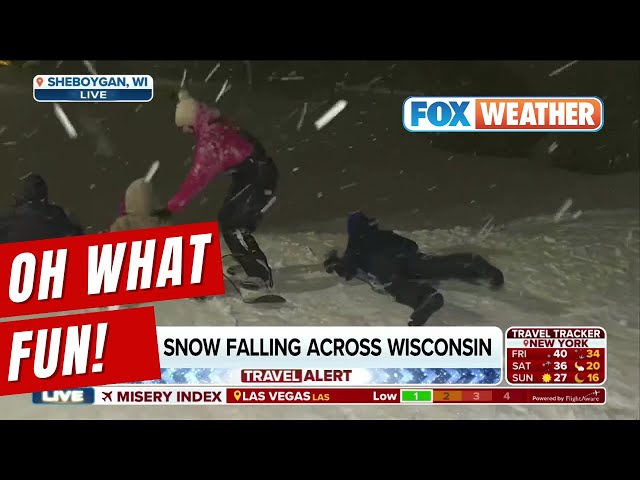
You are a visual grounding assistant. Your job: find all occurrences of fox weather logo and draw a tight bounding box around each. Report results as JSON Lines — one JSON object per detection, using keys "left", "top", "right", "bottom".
{"left": 403, "top": 96, "right": 605, "bottom": 132}
{"left": 32, "top": 388, "right": 95, "bottom": 405}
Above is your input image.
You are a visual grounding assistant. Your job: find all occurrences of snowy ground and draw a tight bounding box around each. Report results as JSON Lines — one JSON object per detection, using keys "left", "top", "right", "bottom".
{"left": 2, "top": 208, "right": 638, "bottom": 419}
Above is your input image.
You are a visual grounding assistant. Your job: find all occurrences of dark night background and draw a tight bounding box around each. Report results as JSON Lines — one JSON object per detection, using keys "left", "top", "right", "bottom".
{"left": 1, "top": 60, "right": 637, "bottom": 233}
{"left": 0, "top": 60, "right": 638, "bottom": 420}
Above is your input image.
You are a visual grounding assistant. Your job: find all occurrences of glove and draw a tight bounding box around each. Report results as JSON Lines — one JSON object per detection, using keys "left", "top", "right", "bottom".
{"left": 152, "top": 207, "right": 172, "bottom": 221}
{"left": 327, "top": 250, "right": 359, "bottom": 281}
{"left": 324, "top": 250, "right": 355, "bottom": 280}
{"left": 324, "top": 250, "right": 341, "bottom": 274}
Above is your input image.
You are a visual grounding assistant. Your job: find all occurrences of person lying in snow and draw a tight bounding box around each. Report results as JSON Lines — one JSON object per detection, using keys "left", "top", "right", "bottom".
{"left": 324, "top": 211, "right": 505, "bottom": 326}
{"left": 153, "top": 89, "right": 278, "bottom": 292}
{"left": 0, "top": 173, "right": 83, "bottom": 243}
{"left": 111, "top": 178, "right": 168, "bottom": 232}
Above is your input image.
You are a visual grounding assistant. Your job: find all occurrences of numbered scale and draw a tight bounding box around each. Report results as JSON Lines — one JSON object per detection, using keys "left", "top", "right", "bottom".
{"left": 505, "top": 327, "right": 606, "bottom": 386}
{"left": 86, "top": 385, "right": 607, "bottom": 405}
{"left": 223, "top": 387, "right": 606, "bottom": 405}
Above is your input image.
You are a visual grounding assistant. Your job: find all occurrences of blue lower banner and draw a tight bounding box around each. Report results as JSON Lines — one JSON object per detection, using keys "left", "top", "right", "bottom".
{"left": 34, "top": 88, "right": 153, "bottom": 102}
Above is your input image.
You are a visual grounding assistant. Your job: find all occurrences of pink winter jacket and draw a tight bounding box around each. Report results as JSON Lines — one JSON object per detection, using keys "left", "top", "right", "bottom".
{"left": 167, "top": 104, "right": 255, "bottom": 213}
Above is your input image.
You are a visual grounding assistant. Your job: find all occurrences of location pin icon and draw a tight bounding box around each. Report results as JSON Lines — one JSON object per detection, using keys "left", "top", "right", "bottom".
{"left": 524, "top": 339, "right": 529, "bottom": 347}
{"left": 36, "top": 77, "right": 43, "bottom": 87}
{"left": 234, "top": 390, "right": 241, "bottom": 401}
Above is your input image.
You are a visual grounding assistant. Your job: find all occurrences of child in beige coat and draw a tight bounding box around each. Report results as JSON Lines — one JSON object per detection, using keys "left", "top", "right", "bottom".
{"left": 107, "top": 177, "right": 168, "bottom": 311}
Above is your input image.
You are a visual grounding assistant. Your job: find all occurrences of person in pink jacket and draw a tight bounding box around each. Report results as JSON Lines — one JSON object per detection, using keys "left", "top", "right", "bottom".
{"left": 156, "top": 90, "right": 278, "bottom": 289}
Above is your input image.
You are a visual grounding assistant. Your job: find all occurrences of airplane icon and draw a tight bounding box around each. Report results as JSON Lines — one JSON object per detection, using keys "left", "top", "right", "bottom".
{"left": 102, "top": 391, "right": 112, "bottom": 402}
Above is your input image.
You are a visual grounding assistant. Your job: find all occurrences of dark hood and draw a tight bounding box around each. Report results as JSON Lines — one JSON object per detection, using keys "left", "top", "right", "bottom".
{"left": 347, "top": 211, "right": 379, "bottom": 237}
{"left": 124, "top": 178, "right": 154, "bottom": 215}
{"left": 19, "top": 174, "right": 48, "bottom": 204}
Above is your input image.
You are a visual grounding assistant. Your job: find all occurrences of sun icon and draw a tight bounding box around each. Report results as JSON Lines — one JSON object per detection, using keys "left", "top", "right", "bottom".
{"left": 542, "top": 373, "right": 552, "bottom": 383}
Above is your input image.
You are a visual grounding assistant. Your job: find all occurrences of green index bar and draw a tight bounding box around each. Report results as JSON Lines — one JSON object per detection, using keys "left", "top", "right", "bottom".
{"left": 401, "top": 390, "right": 432, "bottom": 402}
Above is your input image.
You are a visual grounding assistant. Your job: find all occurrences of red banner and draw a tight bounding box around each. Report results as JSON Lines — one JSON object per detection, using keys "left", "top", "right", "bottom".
{"left": 0, "top": 222, "right": 226, "bottom": 396}
{"left": 0, "top": 306, "right": 161, "bottom": 396}
{"left": 0, "top": 222, "right": 225, "bottom": 318}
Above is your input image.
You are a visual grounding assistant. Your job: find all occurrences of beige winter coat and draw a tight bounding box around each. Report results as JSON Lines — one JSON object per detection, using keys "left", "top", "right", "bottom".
{"left": 110, "top": 178, "right": 167, "bottom": 232}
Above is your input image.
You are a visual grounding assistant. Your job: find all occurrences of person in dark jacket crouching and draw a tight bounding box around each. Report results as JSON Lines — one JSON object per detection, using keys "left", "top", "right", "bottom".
{"left": 0, "top": 174, "right": 83, "bottom": 244}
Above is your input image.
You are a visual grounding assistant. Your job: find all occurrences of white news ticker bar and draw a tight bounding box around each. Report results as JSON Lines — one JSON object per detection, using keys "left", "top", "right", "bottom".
{"left": 156, "top": 326, "right": 503, "bottom": 369}
{"left": 33, "top": 75, "right": 154, "bottom": 90}
{"left": 94, "top": 386, "right": 226, "bottom": 405}
{"left": 506, "top": 339, "right": 607, "bottom": 348}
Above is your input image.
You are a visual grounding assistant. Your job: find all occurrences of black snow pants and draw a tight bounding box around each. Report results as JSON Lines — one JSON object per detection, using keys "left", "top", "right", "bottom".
{"left": 218, "top": 154, "right": 278, "bottom": 287}
{"left": 372, "top": 252, "right": 504, "bottom": 325}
